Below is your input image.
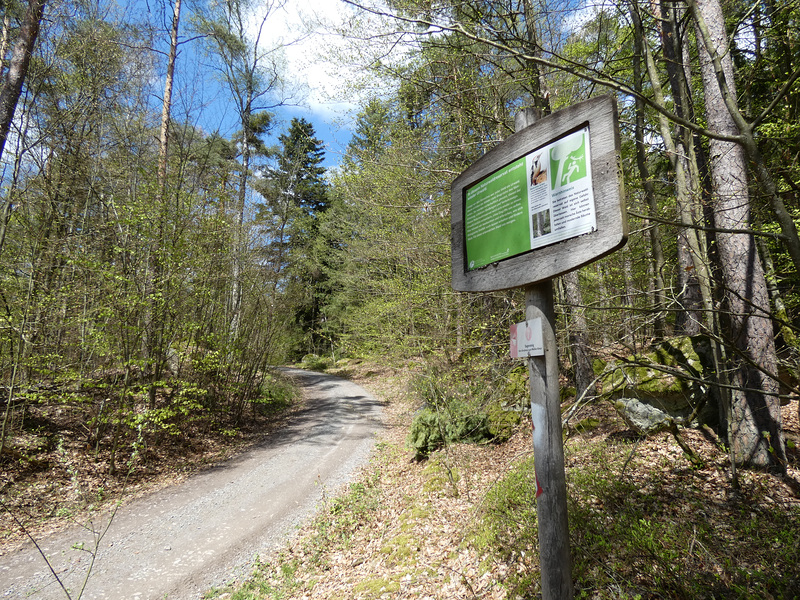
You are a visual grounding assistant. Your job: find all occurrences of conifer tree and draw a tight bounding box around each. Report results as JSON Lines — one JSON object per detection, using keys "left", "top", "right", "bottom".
{"left": 266, "top": 118, "right": 330, "bottom": 355}
{"left": 276, "top": 117, "right": 328, "bottom": 216}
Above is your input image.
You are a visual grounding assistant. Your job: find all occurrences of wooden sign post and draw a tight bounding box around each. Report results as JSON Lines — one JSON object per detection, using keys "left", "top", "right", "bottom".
{"left": 515, "top": 108, "right": 573, "bottom": 599}
{"left": 525, "top": 279, "right": 572, "bottom": 598}
{"left": 451, "top": 97, "right": 627, "bottom": 600}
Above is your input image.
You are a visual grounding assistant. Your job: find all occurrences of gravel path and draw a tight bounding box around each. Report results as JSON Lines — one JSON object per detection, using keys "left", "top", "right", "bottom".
{"left": 0, "top": 369, "right": 383, "bottom": 599}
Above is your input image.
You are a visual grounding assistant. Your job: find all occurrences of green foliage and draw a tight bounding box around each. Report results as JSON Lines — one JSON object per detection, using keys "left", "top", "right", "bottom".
{"left": 299, "top": 354, "right": 330, "bottom": 372}
{"left": 132, "top": 395, "right": 205, "bottom": 437}
{"left": 487, "top": 401, "right": 522, "bottom": 442}
{"left": 408, "top": 406, "right": 492, "bottom": 459}
{"left": 320, "top": 97, "right": 459, "bottom": 360}
{"left": 256, "top": 118, "right": 332, "bottom": 358}
{"left": 252, "top": 373, "right": 295, "bottom": 415}
{"left": 406, "top": 362, "right": 525, "bottom": 459}
{"left": 206, "top": 556, "right": 303, "bottom": 600}
{"left": 275, "top": 117, "right": 328, "bottom": 215}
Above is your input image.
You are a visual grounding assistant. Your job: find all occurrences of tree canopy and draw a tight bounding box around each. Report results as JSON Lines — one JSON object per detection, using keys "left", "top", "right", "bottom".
{"left": 0, "top": 0, "right": 798, "bottom": 485}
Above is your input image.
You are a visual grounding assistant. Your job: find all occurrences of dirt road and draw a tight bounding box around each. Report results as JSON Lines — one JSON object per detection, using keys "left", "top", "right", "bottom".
{"left": 0, "top": 369, "right": 382, "bottom": 599}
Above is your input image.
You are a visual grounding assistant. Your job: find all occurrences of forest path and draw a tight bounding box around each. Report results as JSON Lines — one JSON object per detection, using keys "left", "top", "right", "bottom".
{"left": 0, "top": 369, "right": 383, "bottom": 599}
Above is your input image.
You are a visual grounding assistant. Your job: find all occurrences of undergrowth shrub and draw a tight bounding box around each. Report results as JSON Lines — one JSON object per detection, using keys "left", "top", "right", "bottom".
{"left": 299, "top": 354, "right": 330, "bottom": 372}
{"left": 408, "top": 405, "right": 492, "bottom": 459}
{"left": 251, "top": 373, "right": 295, "bottom": 416}
{"left": 406, "top": 361, "right": 523, "bottom": 459}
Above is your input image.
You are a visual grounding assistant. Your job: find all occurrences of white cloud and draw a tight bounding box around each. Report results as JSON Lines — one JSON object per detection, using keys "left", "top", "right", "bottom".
{"left": 255, "top": 0, "right": 363, "bottom": 121}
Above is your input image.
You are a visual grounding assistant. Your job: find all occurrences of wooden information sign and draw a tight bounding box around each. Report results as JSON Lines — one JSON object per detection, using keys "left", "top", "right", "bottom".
{"left": 451, "top": 95, "right": 626, "bottom": 292}
{"left": 450, "top": 97, "right": 627, "bottom": 600}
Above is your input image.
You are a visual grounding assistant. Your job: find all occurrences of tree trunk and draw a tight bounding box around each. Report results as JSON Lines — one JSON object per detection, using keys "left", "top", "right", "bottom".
{"left": 0, "top": 11, "right": 11, "bottom": 77}
{"left": 694, "top": 0, "right": 786, "bottom": 469}
{"left": 157, "top": 0, "right": 181, "bottom": 196}
{"left": 562, "top": 269, "right": 594, "bottom": 400}
{"left": 229, "top": 99, "right": 250, "bottom": 342}
{"left": 0, "top": 0, "right": 45, "bottom": 160}
{"left": 0, "top": 0, "right": 46, "bottom": 261}
{"left": 640, "top": 8, "right": 715, "bottom": 337}
{"left": 631, "top": 5, "right": 666, "bottom": 339}
{"left": 687, "top": 0, "right": 800, "bottom": 278}
{"left": 661, "top": 0, "right": 718, "bottom": 337}
{"left": 147, "top": 0, "right": 182, "bottom": 409}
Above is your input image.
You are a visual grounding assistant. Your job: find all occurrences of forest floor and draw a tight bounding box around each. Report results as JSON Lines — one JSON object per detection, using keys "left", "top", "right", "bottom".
{"left": 2, "top": 361, "right": 800, "bottom": 599}
{"left": 209, "top": 361, "right": 800, "bottom": 600}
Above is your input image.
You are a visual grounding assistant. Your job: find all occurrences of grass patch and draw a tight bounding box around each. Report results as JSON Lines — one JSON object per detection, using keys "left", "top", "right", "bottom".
{"left": 206, "top": 475, "right": 383, "bottom": 600}
{"left": 299, "top": 354, "right": 330, "bottom": 372}
{"left": 471, "top": 455, "right": 540, "bottom": 592}
{"left": 203, "top": 556, "right": 304, "bottom": 600}
{"left": 380, "top": 533, "right": 420, "bottom": 566}
{"left": 309, "top": 476, "right": 382, "bottom": 561}
{"left": 474, "top": 439, "right": 800, "bottom": 599}
{"left": 352, "top": 576, "right": 401, "bottom": 598}
{"left": 398, "top": 503, "right": 431, "bottom": 531}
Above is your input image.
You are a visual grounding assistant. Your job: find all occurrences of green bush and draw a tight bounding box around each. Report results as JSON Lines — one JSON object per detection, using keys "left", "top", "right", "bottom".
{"left": 406, "top": 361, "right": 524, "bottom": 459}
{"left": 407, "top": 402, "right": 494, "bottom": 459}
{"left": 408, "top": 409, "right": 445, "bottom": 459}
{"left": 299, "top": 354, "right": 329, "bottom": 371}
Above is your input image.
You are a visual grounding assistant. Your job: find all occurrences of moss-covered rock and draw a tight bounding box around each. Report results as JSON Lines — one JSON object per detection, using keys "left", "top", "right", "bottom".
{"left": 599, "top": 336, "right": 720, "bottom": 428}
{"left": 487, "top": 403, "right": 521, "bottom": 443}
{"left": 614, "top": 398, "right": 673, "bottom": 435}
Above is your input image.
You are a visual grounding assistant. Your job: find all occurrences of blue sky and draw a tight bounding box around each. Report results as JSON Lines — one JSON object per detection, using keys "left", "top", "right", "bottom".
{"left": 168, "top": 0, "right": 362, "bottom": 170}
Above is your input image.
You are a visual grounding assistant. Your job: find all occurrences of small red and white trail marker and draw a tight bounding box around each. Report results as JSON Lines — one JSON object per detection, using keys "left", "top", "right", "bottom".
{"left": 510, "top": 318, "right": 544, "bottom": 358}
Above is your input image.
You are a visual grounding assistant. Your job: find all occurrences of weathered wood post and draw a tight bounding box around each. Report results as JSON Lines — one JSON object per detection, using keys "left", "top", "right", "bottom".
{"left": 516, "top": 108, "right": 574, "bottom": 599}
{"left": 525, "top": 280, "right": 573, "bottom": 598}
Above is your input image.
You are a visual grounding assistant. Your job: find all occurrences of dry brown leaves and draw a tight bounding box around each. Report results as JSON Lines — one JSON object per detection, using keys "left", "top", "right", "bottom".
{"left": 259, "top": 363, "right": 800, "bottom": 600}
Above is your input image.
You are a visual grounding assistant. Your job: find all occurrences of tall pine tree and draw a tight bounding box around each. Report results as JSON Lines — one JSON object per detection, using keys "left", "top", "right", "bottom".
{"left": 277, "top": 117, "right": 328, "bottom": 216}
{"left": 267, "top": 118, "right": 330, "bottom": 356}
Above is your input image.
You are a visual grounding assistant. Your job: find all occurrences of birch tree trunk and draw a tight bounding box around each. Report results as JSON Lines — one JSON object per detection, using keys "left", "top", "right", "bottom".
{"left": 658, "top": 2, "right": 706, "bottom": 335}
{"left": 146, "top": 0, "right": 182, "bottom": 409}
{"left": 157, "top": 0, "right": 181, "bottom": 196}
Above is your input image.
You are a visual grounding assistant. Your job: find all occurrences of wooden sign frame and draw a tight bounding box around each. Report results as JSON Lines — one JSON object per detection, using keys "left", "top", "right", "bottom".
{"left": 451, "top": 95, "right": 627, "bottom": 292}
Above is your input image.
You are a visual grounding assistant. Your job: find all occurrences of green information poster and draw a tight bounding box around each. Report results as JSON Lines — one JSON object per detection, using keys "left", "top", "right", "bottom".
{"left": 464, "top": 127, "right": 596, "bottom": 271}
{"left": 464, "top": 157, "right": 529, "bottom": 270}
